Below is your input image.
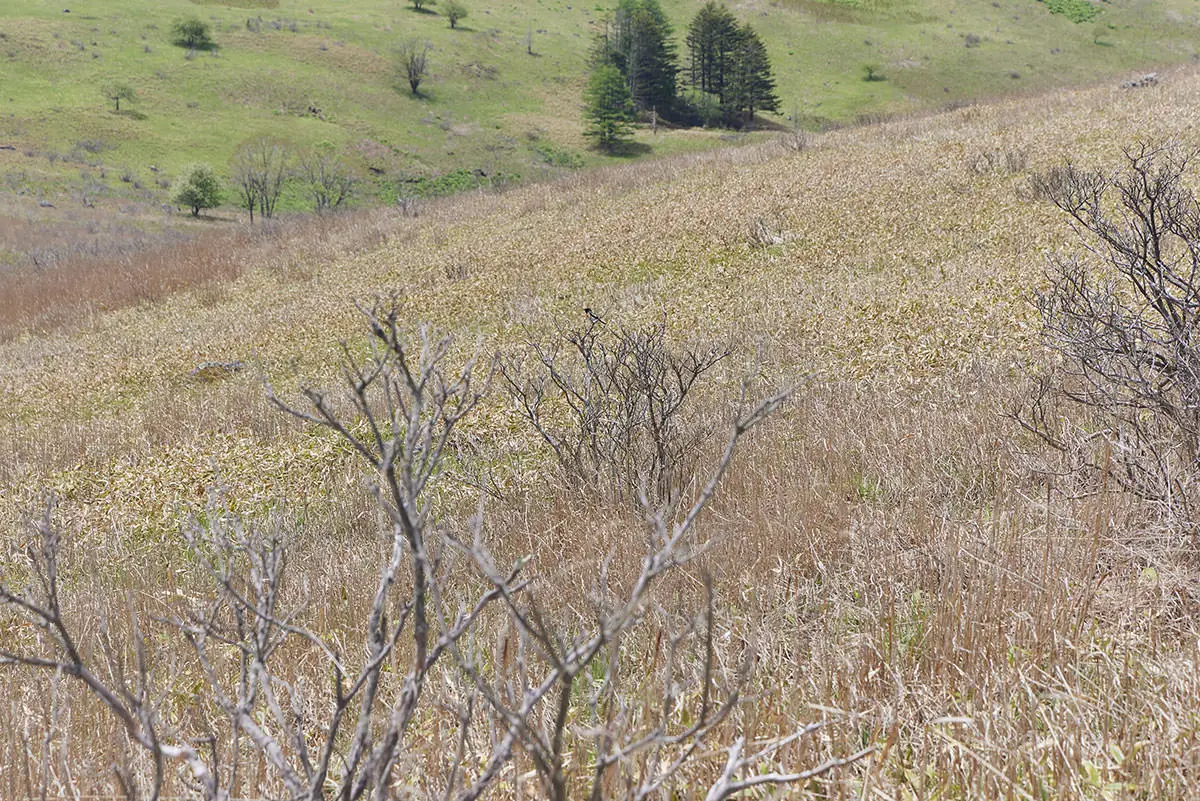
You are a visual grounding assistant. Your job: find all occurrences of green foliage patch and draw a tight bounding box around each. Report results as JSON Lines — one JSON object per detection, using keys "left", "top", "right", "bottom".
{"left": 531, "top": 142, "right": 585, "bottom": 168}
{"left": 385, "top": 168, "right": 519, "bottom": 200}
{"left": 1038, "top": 0, "right": 1099, "bottom": 23}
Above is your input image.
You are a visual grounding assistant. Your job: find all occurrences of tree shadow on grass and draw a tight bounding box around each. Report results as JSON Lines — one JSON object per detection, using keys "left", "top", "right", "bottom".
{"left": 605, "top": 140, "right": 653, "bottom": 158}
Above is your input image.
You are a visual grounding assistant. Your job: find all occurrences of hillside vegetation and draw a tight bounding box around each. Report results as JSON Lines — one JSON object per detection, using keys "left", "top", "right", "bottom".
{"left": 4, "top": 68, "right": 1200, "bottom": 797}
{"left": 2, "top": 0, "right": 1199, "bottom": 225}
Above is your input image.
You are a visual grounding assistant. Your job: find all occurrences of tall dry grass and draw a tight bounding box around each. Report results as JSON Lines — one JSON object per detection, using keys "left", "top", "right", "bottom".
{"left": 4, "top": 68, "right": 1200, "bottom": 798}
{"left": 3, "top": 371, "right": 1196, "bottom": 798}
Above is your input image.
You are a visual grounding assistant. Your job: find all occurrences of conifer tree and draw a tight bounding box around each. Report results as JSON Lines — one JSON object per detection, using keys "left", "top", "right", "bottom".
{"left": 610, "top": 0, "right": 677, "bottom": 112}
{"left": 685, "top": 2, "right": 739, "bottom": 103}
{"left": 583, "top": 62, "right": 636, "bottom": 150}
{"left": 724, "top": 23, "right": 779, "bottom": 126}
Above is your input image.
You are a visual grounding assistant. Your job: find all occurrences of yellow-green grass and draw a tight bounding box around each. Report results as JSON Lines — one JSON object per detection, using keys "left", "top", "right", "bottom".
{"left": 4, "top": 68, "right": 1200, "bottom": 797}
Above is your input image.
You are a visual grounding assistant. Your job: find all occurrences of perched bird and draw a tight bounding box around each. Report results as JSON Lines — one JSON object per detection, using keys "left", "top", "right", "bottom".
{"left": 584, "top": 307, "right": 605, "bottom": 325}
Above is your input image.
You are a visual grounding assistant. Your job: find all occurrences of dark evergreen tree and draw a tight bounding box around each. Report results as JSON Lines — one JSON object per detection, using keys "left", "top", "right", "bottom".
{"left": 685, "top": 2, "right": 739, "bottom": 103}
{"left": 724, "top": 23, "right": 779, "bottom": 126}
{"left": 608, "top": 0, "right": 676, "bottom": 113}
{"left": 583, "top": 63, "right": 636, "bottom": 150}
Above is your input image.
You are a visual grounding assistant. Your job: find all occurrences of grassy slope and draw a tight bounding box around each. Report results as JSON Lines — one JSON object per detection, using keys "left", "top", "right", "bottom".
{"left": 1, "top": 0, "right": 1198, "bottom": 215}
{"left": 5, "top": 68, "right": 1200, "bottom": 796}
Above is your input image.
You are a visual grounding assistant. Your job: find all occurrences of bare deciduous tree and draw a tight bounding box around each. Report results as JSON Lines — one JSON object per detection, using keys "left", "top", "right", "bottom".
{"left": 299, "top": 148, "right": 356, "bottom": 213}
{"left": 0, "top": 303, "right": 870, "bottom": 800}
{"left": 1020, "top": 143, "right": 1200, "bottom": 524}
{"left": 231, "top": 138, "right": 291, "bottom": 223}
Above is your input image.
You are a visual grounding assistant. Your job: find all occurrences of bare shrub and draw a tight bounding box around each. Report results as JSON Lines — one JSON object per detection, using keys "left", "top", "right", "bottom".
{"left": 398, "top": 39, "right": 431, "bottom": 95}
{"left": 501, "top": 318, "right": 732, "bottom": 508}
{"left": 969, "top": 146, "right": 1028, "bottom": 174}
{"left": 747, "top": 212, "right": 787, "bottom": 248}
{"left": 0, "top": 303, "right": 867, "bottom": 800}
{"left": 1019, "top": 144, "right": 1200, "bottom": 527}
{"left": 777, "top": 126, "right": 809, "bottom": 153}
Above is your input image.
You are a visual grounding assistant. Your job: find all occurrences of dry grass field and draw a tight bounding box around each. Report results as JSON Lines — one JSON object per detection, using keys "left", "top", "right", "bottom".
{"left": 3, "top": 66, "right": 1200, "bottom": 799}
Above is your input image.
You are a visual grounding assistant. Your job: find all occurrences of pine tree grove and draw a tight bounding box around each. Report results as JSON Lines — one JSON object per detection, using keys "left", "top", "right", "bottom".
{"left": 684, "top": 2, "right": 778, "bottom": 127}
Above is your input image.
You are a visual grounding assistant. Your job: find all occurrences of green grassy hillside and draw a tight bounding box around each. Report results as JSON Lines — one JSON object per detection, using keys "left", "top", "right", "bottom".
{"left": 1, "top": 0, "right": 1199, "bottom": 219}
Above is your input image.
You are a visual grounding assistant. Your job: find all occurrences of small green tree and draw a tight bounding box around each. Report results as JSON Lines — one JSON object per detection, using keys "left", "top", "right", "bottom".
{"left": 102, "top": 81, "right": 136, "bottom": 113}
{"left": 583, "top": 63, "right": 635, "bottom": 151}
{"left": 172, "top": 17, "right": 214, "bottom": 50}
{"left": 443, "top": 0, "right": 468, "bottom": 28}
{"left": 171, "top": 163, "right": 222, "bottom": 217}
{"left": 300, "top": 148, "right": 357, "bottom": 213}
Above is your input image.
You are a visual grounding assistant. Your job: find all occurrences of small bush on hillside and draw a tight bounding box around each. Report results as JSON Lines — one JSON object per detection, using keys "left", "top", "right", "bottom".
{"left": 230, "top": 139, "right": 291, "bottom": 223}
{"left": 171, "top": 163, "right": 222, "bottom": 216}
{"left": 171, "top": 17, "right": 215, "bottom": 50}
{"left": 531, "top": 142, "right": 584, "bottom": 168}
{"left": 443, "top": 0, "right": 467, "bottom": 28}
{"left": 298, "top": 147, "right": 356, "bottom": 213}
{"left": 675, "top": 88, "right": 724, "bottom": 128}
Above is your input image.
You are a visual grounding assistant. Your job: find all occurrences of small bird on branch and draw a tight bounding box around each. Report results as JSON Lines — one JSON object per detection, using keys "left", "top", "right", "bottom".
{"left": 584, "top": 307, "right": 605, "bottom": 325}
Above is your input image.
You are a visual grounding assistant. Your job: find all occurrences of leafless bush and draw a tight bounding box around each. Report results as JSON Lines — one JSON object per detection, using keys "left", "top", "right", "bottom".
{"left": 969, "top": 146, "right": 1028, "bottom": 175}
{"left": 777, "top": 126, "right": 809, "bottom": 154}
{"left": 1, "top": 303, "right": 867, "bottom": 800}
{"left": 1018, "top": 144, "right": 1200, "bottom": 527}
{"left": 501, "top": 318, "right": 732, "bottom": 508}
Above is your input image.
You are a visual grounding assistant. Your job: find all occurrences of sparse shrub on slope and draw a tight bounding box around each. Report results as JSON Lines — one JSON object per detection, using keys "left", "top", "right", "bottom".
{"left": 397, "top": 39, "right": 431, "bottom": 95}
{"left": 101, "top": 81, "right": 136, "bottom": 113}
{"left": 230, "top": 138, "right": 291, "bottom": 223}
{"left": 501, "top": 318, "right": 731, "bottom": 508}
{"left": 1039, "top": 0, "right": 1100, "bottom": 23}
